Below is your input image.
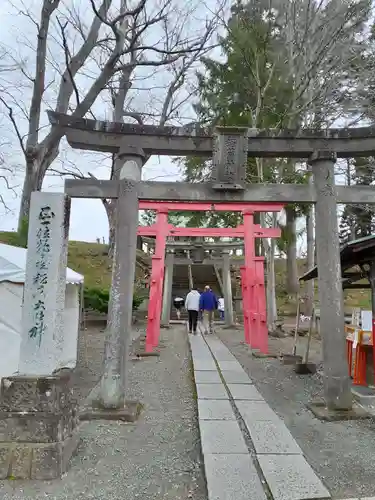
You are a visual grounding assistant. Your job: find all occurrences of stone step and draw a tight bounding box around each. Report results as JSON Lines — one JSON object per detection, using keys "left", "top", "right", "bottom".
{"left": 204, "top": 454, "right": 267, "bottom": 500}
{"left": 257, "top": 454, "right": 330, "bottom": 500}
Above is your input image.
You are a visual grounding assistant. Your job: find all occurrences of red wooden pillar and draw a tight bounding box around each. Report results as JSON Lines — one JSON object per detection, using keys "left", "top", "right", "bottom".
{"left": 243, "top": 210, "right": 257, "bottom": 348}
{"left": 145, "top": 209, "right": 169, "bottom": 352}
{"left": 255, "top": 257, "right": 267, "bottom": 353}
{"left": 240, "top": 266, "right": 250, "bottom": 344}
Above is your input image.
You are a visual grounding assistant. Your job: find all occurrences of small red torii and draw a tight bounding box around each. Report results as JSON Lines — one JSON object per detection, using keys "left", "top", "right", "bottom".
{"left": 137, "top": 201, "right": 284, "bottom": 354}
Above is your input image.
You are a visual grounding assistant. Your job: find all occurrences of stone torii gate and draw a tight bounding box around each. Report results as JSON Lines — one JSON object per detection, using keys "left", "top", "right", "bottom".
{"left": 13, "top": 113, "right": 375, "bottom": 448}
{"left": 47, "top": 114, "right": 375, "bottom": 419}
{"left": 5, "top": 119, "right": 375, "bottom": 481}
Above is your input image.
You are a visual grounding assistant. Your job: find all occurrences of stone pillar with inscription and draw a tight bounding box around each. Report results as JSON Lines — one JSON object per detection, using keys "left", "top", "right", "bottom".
{"left": 19, "top": 192, "right": 70, "bottom": 375}
{"left": 0, "top": 192, "right": 80, "bottom": 480}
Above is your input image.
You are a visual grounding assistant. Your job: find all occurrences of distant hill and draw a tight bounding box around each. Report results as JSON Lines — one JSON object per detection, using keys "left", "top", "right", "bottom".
{"left": 0, "top": 232, "right": 151, "bottom": 289}
{"left": 0, "top": 231, "right": 369, "bottom": 312}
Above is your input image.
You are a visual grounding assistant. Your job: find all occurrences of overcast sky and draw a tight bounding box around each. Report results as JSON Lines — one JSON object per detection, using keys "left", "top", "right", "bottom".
{"left": 0, "top": 0, "right": 353, "bottom": 253}
{"left": 0, "top": 0, "right": 224, "bottom": 242}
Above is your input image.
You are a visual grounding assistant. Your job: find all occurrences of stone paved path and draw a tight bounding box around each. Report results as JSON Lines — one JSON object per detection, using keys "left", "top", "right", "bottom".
{"left": 189, "top": 333, "right": 375, "bottom": 500}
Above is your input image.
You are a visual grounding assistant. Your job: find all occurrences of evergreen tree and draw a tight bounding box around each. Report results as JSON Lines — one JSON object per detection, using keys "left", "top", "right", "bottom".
{"left": 178, "top": 0, "right": 371, "bottom": 295}
{"left": 179, "top": 0, "right": 296, "bottom": 228}
{"left": 339, "top": 157, "right": 375, "bottom": 243}
{"left": 140, "top": 210, "right": 185, "bottom": 227}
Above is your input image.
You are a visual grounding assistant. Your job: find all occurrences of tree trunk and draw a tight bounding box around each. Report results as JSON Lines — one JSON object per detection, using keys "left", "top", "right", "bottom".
{"left": 305, "top": 207, "right": 315, "bottom": 316}
{"left": 254, "top": 212, "right": 262, "bottom": 256}
{"left": 260, "top": 213, "right": 278, "bottom": 331}
{"left": 266, "top": 228, "right": 278, "bottom": 331}
{"left": 105, "top": 200, "right": 116, "bottom": 259}
{"left": 285, "top": 206, "right": 299, "bottom": 295}
{"left": 18, "top": 141, "right": 60, "bottom": 231}
{"left": 18, "top": 170, "right": 42, "bottom": 230}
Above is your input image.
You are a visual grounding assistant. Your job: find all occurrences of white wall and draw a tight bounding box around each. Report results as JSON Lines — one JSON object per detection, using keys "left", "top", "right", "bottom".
{"left": 62, "top": 283, "right": 80, "bottom": 369}
{"left": 0, "top": 281, "right": 81, "bottom": 378}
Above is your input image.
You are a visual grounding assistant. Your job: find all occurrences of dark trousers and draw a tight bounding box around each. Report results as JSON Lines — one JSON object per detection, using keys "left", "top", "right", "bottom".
{"left": 188, "top": 310, "right": 198, "bottom": 332}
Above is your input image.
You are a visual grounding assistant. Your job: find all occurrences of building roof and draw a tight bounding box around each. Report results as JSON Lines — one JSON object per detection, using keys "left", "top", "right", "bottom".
{"left": 299, "top": 235, "right": 375, "bottom": 283}
{"left": 0, "top": 243, "right": 84, "bottom": 284}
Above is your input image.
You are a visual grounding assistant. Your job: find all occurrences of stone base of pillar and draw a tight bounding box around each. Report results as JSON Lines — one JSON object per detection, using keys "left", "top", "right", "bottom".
{"left": 80, "top": 383, "right": 142, "bottom": 423}
{"left": 0, "top": 373, "right": 80, "bottom": 480}
{"left": 307, "top": 401, "right": 370, "bottom": 422}
{"left": 251, "top": 350, "right": 278, "bottom": 359}
{"left": 134, "top": 351, "right": 161, "bottom": 358}
{"left": 79, "top": 401, "right": 143, "bottom": 422}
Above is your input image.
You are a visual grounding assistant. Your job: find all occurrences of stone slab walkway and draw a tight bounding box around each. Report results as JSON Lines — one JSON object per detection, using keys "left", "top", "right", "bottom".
{"left": 190, "top": 332, "right": 357, "bottom": 500}
{"left": 215, "top": 327, "right": 375, "bottom": 500}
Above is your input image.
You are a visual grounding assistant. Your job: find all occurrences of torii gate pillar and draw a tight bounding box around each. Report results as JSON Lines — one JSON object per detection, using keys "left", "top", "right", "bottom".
{"left": 311, "top": 151, "right": 351, "bottom": 411}
{"left": 222, "top": 249, "right": 234, "bottom": 327}
{"left": 145, "top": 209, "right": 169, "bottom": 352}
{"left": 161, "top": 251, "right": 174, "bottom": 326}
{"left": 98, "top": 148, "right": 145, "bottom": 408}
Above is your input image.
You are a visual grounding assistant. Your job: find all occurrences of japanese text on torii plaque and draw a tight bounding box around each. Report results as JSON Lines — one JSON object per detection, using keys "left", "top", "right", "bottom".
{"left": 28, "top": 205, "right": 55, "bottom": 346}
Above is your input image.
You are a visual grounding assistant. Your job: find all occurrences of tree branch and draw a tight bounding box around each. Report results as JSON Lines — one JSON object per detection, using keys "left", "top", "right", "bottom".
{"left": 122, "top": 111, "right": 144, "bottom": 124}
{"left": 0, "top": 97, "right": 27, "bottom": 156}
{"left": 56, "top": 18, "right": 81, "bottom": 109}
{"left": 55, "top": 0, "right": 113, "bottom": 115}
{"left": 26, "top": 0, "right": 60, "bottom": 154}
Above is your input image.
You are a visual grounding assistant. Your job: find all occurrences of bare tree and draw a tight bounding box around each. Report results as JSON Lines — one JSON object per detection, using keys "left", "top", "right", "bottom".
{"left": 104, "top": 36, "right": 217, "bottom": 255}
{"left": 278, "top": 0, "right": 369, "bottom": 294}
{"left": 259, "top": 0, "right": 368, "bottom": 297}
{"left": 45, "top": 0, "right": 223, "bottom": 256}
{"left": 0, "top": 0, "right": 223, "bottom": 231}
{"left": 0, "top": 45, "right": 24, "bottom": 214}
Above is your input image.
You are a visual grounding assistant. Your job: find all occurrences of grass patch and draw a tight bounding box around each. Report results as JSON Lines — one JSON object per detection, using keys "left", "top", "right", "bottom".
{"left": 0, "top": 232, "right": 150, "bottom": 289}
{"left": 1, "top": 229, "right": 370, "bottom": 313}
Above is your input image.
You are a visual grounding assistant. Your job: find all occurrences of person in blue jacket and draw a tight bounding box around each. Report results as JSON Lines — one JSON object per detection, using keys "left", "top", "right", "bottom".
{"left": 199, "top": 285, "right": 218, "bottom": 334}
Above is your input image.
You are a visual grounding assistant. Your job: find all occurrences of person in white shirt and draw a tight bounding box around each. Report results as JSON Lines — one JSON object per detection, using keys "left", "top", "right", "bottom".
{"left": 185, "top": 288, "right": 201, "bottom": 334}
{"left": 218, "top": 297, "right": 225, "bottom": 321}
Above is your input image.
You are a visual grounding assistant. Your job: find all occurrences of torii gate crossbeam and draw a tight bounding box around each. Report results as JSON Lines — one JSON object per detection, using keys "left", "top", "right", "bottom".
{"left": 138, "top": 201, "right": 285, "bottom": 212}
{"left": 138, "top": 225, "right": 280, "bottom": 238}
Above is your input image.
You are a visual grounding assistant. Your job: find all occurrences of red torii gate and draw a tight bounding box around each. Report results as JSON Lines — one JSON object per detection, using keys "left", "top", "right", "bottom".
{"left": 137, "top": 201, "right": 283, "bottom": 353}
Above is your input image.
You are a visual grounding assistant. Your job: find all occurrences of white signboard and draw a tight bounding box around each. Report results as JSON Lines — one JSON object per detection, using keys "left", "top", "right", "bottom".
{"left": 361, "top": 310, "right": 372, "bottom": 332}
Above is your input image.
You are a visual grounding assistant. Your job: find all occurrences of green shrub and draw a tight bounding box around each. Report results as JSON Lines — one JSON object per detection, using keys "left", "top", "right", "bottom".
{"left": 84, "top": 287, "right": 109, "bottom": 314}
{"left": 83, "top": 286, "right": 144, "bottom": 314}
{"left": 132, "top": 294, "right": 143, "bottom": 311}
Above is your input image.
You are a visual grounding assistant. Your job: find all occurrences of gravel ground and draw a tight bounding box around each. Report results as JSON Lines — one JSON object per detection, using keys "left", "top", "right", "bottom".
{"left": 0, "top": 325, "right": 207, "bottom": 500}
{"left": 215, "top": 326, "right": 375, "bottom": 499}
